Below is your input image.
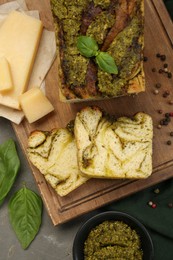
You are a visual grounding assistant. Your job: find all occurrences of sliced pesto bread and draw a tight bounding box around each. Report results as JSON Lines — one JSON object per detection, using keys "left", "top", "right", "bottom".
{"left": 74, "top": 106, "right": 153, "bottom": 179}
{"left": 27, "top": 128, "right": 88, "bottom": 196}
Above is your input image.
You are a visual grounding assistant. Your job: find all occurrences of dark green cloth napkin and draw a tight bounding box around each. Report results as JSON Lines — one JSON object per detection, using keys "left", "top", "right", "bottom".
{"left": 104, "top": 179, "right": 173, "bottom": 260}
{"left": 164, "top": 0, "right": 173, "bottom": 19}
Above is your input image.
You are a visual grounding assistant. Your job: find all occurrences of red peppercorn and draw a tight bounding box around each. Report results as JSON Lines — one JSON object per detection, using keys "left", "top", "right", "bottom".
{"left": 168, "top": 203, "right": 173, "bottom": 208}
{"left": 151, "top": 203, "right": 157, "bottom": 208}
{"left": 169, "top": 112, "right": 173, "bottom": 117}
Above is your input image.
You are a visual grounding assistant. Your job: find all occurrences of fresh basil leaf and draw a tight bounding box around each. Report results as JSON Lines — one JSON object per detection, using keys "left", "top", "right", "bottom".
{"left": 96, "top": 51, "right": 118, "bottom": 74}
{"left": 0, "top": 139, "right": 20, "bottom": 202}
{"left": 8, "top": 186, "right": 42, "bottom": 249}
{"left": 77, "top": 36, "right": 99, "bottom": 58}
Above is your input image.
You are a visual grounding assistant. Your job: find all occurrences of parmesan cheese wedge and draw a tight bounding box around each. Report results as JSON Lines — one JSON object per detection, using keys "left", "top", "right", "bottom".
{"left": 0, "top": 57, "right": 13, "bottom": 92}
{"left": 0, "top": 10, "right": 43, "bottom": 109}
{"left": 19, "top": 87, "right": 54, "bottom": 123}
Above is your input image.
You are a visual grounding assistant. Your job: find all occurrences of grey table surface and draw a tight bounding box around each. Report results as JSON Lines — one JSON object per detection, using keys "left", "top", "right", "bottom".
{"left": 0, "top": 117, "right": 101, "bottom": 260}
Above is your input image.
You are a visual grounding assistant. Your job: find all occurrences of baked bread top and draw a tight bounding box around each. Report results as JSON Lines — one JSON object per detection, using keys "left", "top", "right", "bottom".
{"left": 50, "top": 0, "right": 145, "bottom": 102}
{"left": 74, "top": 106, "right": 153, "bottom": 179}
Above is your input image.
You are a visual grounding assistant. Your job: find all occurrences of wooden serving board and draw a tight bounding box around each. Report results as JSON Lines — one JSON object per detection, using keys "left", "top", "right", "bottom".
{"left": 3, "top": 0, "right": 173, "bottom": 225}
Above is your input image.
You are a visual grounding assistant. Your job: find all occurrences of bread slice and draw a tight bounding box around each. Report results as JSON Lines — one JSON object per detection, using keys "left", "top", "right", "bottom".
{"left": 74, "top": 106, "right": 153, "bottom": 179}
{"left": 50, "top": 0, "right": 145, "bottom": 102}
{"left": 27, "top": 128, "right": 88, "bottom": 196}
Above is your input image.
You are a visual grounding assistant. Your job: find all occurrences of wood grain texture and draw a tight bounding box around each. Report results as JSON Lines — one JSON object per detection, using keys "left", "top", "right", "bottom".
{"left": 2, "top": 0, "right": 173, "bottom": 225}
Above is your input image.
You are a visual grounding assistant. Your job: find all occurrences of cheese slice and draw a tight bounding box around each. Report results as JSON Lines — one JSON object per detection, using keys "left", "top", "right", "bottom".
{"left": 0, "top": 57, "right": 13, "bottom": 92}
{"left": 0, "top": 10, "right": 43, "bottom": 109}
{"left": 19, "top": 87, "right": 54, "bottom": 123}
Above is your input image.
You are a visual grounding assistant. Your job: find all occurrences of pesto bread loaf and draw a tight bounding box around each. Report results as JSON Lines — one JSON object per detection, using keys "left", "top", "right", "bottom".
{"left": 50, "top": 0, "right": 145, "bottom": 102}
{"left": 27, "top": 128, "right": 88, "bottom": 196}
{"left": 74, "top": 106, "right": 153, "bottom": 179}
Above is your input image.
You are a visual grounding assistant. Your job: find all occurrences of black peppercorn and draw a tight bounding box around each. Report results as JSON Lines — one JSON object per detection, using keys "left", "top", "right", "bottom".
{"left": 164, "top": 63, "right": 168, "bottom": 68}
{"left": 152, "top": 68, "right": 156, "bottom": 72}
{"left": 165, "top": 113, "right": 170, "bottom": 118}
{"left": 168, "top": 72, "right": 172, "bottom": 78}
{"left": 167, "top": 140, "right": 172, "bottom": 145}
{"left": 155, "top": 83, "right": 161, "bottom": 88}
{"left": 143, "top": 56, "right": 148, "bottom": 62}
{"left": 161, "top": 55, "right": 166, "bottom": 61}
{"left": 165, "top": 117, "right": 171, "bottom": 122}
{"left": 163, "top": 120, "right": 169, "bottom": 125}
{"left": 163, "top": 93, "right": 167, "bottom": 98}
{"left": 170, "top": 132, "right": 173, "bottom": 136}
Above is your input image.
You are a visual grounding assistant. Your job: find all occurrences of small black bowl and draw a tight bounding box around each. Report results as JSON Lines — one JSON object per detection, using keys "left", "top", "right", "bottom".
{"left": 73, "top": 211, "right": 154, "bottom": 260}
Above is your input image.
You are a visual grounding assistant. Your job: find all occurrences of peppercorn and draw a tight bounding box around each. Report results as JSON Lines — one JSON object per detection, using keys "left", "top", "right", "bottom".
{"left": 167, "top": 140, "right": 172, "bottom": 145}
{"left": 168, "top": 203, "right": 173, "bottom": 208}
{"left": 170, "top": 132, "right": 173, "bottom": 136}
{"left": 161, "top": 55, "right": 166, "bottom": 61}
{"left": 157, "top": 124, "right": 162, "bottom": 129}
{"left": 168, "top": 72, "right": 172, "bottom": 78}
{"left": 155, "top": 83, "right": 161, "bottom": 88}
{"left": 153, "top": 89, "right": 159, "bottom": 95}
{"left": 151, "top": 203, "right": 157, "bottom": 208}
{"left": 164, "top": 63, "right": 168, "bottom": 68}
{"left": 148, "top": 201, "right": 153, "bottom": 206}
{"left": 163, "top": 120, "right": 169, "bottom": 125}
{"left": 169, "top": 112, "right": 173, "bottom": 117}
{"left": 163, "top": 92, "right": 168, "bottom": 98}
{"left": 165, "top": 117, "right": 171, "bottom": 122}
{"left": 156, "top": 53, "right": 161, "bottom": 58}
{"left": 158, "top": 109, "right": 163, "bottom": 114}
{"left": 165, "top": 113, "right": 170, "bottom": 118}
{"left": 159, "top": 69, "right": 163, "bottom": 73}
{"left": 154, "top": 188, "right": 160, "bottom": 194}
{"left": 143, "top": 56, "right": 148, "bottom": 62}
{"left": 152, "top": 68, "right": 156, "bottom": 72}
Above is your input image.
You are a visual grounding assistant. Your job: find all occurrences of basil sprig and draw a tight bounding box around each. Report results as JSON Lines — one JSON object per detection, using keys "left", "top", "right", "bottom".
{"left": 8, "top": 186, "right": 42, "bottom": 249}
{"left": 77, "top": 36, "right": 99, "bottom": 57}
{"left": 96, "top": 52, "right": 118, "bottom": 74}
{"left": 77, "top": 36, "right": 118, "bottom": 74}
{"left": 0, "top": 139, "right": 20, "bottom": 203}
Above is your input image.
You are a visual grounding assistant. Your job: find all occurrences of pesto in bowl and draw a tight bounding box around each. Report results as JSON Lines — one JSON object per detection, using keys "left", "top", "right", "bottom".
{"left": 73, "top": 211, "right": 154, "bottom": 260}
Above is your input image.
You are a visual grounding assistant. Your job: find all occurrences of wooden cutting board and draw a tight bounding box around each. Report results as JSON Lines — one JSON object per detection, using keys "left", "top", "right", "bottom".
{"left": 3, "top": 0, "right": 173, "bottom": 225}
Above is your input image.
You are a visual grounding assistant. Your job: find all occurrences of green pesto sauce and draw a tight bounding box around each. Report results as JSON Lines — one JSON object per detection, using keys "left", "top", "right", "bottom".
{"left": 51, "top": 0, "right": 116, "bottom": 88}
{"left": 63, "top": 54, "right": 89, "bottom": 86}
{"left": 51, "top": 0, "right": 143, "bottom": 95}
{"left": 84, "top": 220, "right": 143, "bottom": 260}
{"left": 98, "top": 16, "right": 143, "bottom": 96}
{"left": 87, "top": 12, "right": 115, "bottom": 44}
{"left": 93, "top": 0, "right": 110, "bottom": 9}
